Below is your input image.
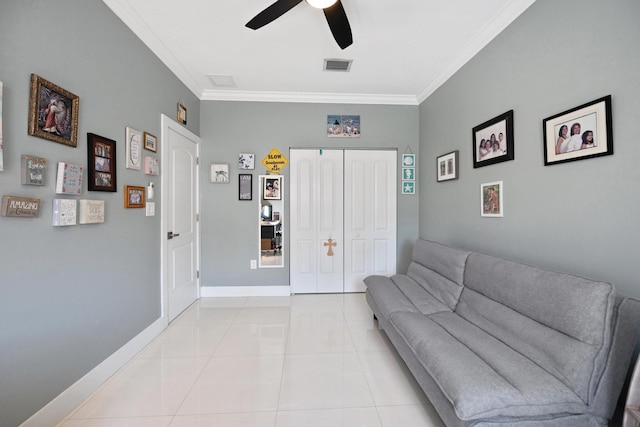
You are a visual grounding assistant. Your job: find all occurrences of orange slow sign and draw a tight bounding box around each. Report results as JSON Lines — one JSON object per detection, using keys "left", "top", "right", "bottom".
{"left": 261, "top": 148, "right": 289, "bottom": 173}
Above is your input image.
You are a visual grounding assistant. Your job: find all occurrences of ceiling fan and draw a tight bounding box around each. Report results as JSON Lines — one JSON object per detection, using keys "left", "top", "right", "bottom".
{"left": 246, "top": 0, "right": 353, "bottom": 50}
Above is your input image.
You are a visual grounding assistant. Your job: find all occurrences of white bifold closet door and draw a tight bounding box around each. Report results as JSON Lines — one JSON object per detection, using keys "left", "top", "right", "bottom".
{"left": 290, "top": 149, "right": 396, "bottom": 294}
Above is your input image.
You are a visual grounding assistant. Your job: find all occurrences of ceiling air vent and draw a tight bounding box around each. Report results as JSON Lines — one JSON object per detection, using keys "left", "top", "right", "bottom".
{"left": 207, "top": 74, "right": 237, "bottom": 87}
{"left": 324, "top": 59, "right": 352, "bottom": 72}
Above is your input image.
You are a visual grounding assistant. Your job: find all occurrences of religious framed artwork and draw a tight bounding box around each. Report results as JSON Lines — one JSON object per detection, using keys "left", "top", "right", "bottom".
{"left": 87, "top": 133, "right": 117, "bottom": 192}
{"left": 125, "top": 127, "right": 142, "bottom": 170}
{"left": 28, "top": 74, "right": 79, "bottom": 147}
{"left": 178, "top": 103, "right": 187, "bottom": 125}
{"left": 543, "top": 95, "right": 612, "bottom": 166}
{"left": 239, "top": 173, "right": 252, "bottom": 200}
{"left": 472, "top": 110, "right": 514, "bottom": 168}
{"left": 124, "top": 185, "right": 145, "bottom": 208}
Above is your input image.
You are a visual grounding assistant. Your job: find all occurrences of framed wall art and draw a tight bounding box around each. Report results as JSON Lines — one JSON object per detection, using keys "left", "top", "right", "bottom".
{"left": 125, "top": 127, "right": 142, "bottom": 170}
{"left": 239, "top": 153, "right": 255, "bottom": 170}
{"left": 124, "top": 185, "right": 145, "bottom": 208}
{"left": 472, "top": 110, "right": 514, "bottom": 168}
{"left": 436, "top": 150, "right": 459, "bottom": 182}
{"left": 327, "top": 115, "right": 360, "bottom": 137}
{"left": 239, "top": 173, "right": 252, "bottom": 200}
{"left": 28, "top": 74, "right": 79, "bottom": 147}
{"left": 0, "top": 80, "right": 4, "bottom": 171}
{"left": 543, "top": 95, "right": 612, "bottom": 166}
{"left": 177, "top": 103, "right": 187, "bottom": 125}
{"left": 210, "top": 163, "right": 229, "bottom": 183}
{"left": 481, "top": 181, "right": 503, "bottom": 218}
{"left": 143, "top": 132, "right": 157, "bottom": 152}
{"left": 87, "top": 133, "right": 117, "bottom": 192}
{"left": 263, "top": 176, "right": 281, "bottom": 200}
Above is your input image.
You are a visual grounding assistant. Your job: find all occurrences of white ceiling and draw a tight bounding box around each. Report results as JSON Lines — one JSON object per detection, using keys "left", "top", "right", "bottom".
{"left": 103, "top": 0, "right": 536, "bottom": 105}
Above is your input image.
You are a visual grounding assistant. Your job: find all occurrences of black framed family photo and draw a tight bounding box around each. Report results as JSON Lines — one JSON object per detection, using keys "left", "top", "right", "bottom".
{"left": 472, "top": 110, "right": 514, "bottom": 168}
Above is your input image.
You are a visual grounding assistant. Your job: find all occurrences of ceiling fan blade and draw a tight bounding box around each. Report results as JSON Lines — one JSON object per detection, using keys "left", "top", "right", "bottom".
{"left": 323, "top": 0, "right": 352, "bottom": 49}
{"left": 246, "top": 0, "right": 304, "bottom": 30}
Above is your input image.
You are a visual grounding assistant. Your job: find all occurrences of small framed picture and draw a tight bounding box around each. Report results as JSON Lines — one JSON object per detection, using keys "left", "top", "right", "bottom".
{"left": 543, "top": 95, "right": 612, "bottom": 166}
{"left": 143, "top": 132, "right": 157, "bottom": 152}
{"left": 402, "top": 167, "right": 415, "bottom": 181}
{"left": 239, "top": 173, "right": 252, "bottom": 200}
{"left": 124, "top": 185, "right": 145, "bottom": 208}
{"left": 87, "top": 133, "right": 117, "bottom": 192}
{"left": 177, "top": 103, "right": 187, "bottom": 125}
{"left": 436, "top": 150, "right": 459, "bottom": 182}
{"left": 210, "top": 163, "right": 229, "bottom": 183}
{"left": 402, "top": 154, "right": 415, "bottom": 168}
{"left": 144, "top": 156, "right": 159, "bottom": 175}
{"left": 125, "top": 127, "right": 142, "bottom": 170}
{"left": 481, "top": 181, "right": 503, "bottom": 217}
{"left": 402, "top": 181, "right": 416, "bottom": 195}
{"left": 327, "top": 115, "right": 360, "bottom": 137}
{"left": 28, "top": 74, "right": 79, "bottom": 147}
{"left": 263, "top": 176, "right": 281, "bottom": 200}
{"left": 238, "top": 153, "right": 255, "bottom": 170}
{"left": 473, "top": 110, "right": 514, "bottom": 168}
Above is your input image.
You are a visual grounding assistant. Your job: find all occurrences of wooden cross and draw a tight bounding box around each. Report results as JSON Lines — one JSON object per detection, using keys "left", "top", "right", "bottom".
{"left": 324, "top": 238, "right": 337, "bottom": 256}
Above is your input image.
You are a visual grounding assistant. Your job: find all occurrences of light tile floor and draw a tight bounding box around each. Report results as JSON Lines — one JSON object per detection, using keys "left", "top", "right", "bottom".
{"left": 59, "top": 293, "right": 446, "bottom": 427}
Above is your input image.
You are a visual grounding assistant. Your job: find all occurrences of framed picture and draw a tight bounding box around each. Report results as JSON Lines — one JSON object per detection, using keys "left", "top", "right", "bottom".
{"left": 543, "top": 95, "right": 613, "bottom": 166}
{"left": 481, "top": 181, "right": 503, "bottom": 218}
{"left": 178, "top": 103, "right": 187, "bottom": 125}
{"left": 87, "top": 133, "right": 117, "bottom": 192}
{"left": 402, "top": 153, "right": 416, "bottom": 168}
{"left": 436, "top": 150, "right": 459, "bottom": 182}
{"left": 144, "top": 156, "right": 159, "bottom": 175}
{"left": 28, "top": 74, "right": 79, "bottom": 147}
{"left": 238, "top": 153, "right": 255, "bottom": 170}
{"left": 239, "top": 173, "right": 252, "bottom": 200}
{"left": 125, "top": 127, "right": 142, "bottom": 170}
{"left": 210, "top": 163, "right": 229, "bottom": 183}
{"left": 327, "top": 115, "right": 360, "bottom": 137}
{"left": 402, "top": 181, "right": 416, "bottom": 195}
{"left": 124, "top": 185, "right": 145, "bottom": 208}
{"left": 143, "top": 132, "right": 157, "bottom": 152}
{"left": 263, "top": 176, "right": 281, "bottom": 200}
{"left": 472, "top": 110, "right": 514, "bottom": 168}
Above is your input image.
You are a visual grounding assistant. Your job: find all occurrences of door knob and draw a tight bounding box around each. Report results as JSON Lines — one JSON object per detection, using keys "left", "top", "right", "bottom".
{"left": 167, "top": 231, "right": 180, "bottom": 240}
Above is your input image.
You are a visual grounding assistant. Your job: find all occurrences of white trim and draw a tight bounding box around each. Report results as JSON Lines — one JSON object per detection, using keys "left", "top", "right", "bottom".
{"left": 20, "top": 316, "right": 167, "bottom": 427}
{"left": 200, "top": 89, "right": 419, "bottom": 106}
{"left": 201, "top": 286, "right": 291, "bottom": 297}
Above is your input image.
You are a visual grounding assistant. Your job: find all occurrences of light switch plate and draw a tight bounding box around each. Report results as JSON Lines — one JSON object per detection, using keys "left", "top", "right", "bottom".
{"left": 146, "top": 202, "right": 155, "bottom": 216}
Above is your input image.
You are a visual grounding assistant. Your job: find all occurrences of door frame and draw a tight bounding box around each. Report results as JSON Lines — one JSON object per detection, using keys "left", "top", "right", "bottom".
{"left": 160, "top": 114, "right": 201, "bottom": 321}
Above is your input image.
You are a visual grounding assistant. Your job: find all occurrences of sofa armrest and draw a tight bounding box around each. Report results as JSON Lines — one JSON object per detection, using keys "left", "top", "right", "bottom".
{"left": 591, "top": 296, "right": 640, "bottom": 419}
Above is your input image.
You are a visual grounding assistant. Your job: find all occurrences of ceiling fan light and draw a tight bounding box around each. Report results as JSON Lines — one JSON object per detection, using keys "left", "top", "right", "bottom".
{"left": 306, "top": 0, "right": 338, "bottom": 9}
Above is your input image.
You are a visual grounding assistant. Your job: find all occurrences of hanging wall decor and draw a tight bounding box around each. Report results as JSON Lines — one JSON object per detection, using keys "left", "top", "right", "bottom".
{"left": 472, "top": 110, "right": 514, "bottom": 168}
{"left": 28, "top": 74, "right": 79, "bottom": 147}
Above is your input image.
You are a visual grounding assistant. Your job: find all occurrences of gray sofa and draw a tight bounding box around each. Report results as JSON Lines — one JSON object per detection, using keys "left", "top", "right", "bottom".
{"left": 364, "top": 239, "right": 640, "bottom": 427}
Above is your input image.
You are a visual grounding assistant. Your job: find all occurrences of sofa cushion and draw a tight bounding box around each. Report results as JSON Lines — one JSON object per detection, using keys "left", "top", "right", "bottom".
{"left": 391, "top": 274, "right": 451, "bottom": 316}
{"left": 407, "top": 239, "right": 471, "bottom": 309}
{"left": 390, "top": 311, "right": 587, "bottom": 420}
{"left": 364, "top": 275, "right": 419, "bottom": 319}
{"left": 462, "top": 252, "right": 615, "bottom": 402}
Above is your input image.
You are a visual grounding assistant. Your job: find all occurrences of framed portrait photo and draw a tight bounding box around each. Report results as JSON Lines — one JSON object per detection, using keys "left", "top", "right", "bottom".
{"left": 436, "top": 150, "right": 459, "bottom": 182}
{"left": 481, "top": 181, "right": 503, "bottom": 218}
{"left": 472, "top": 110, "right": 514, "bottom": 168}
{"left": 263, "top": 176, "right": 281, "bottom": 200}
{"left": 124, "top": 185, "right": 145, "bottom": 208}
{"left": 87, "top": 133, "right": 117, "bottom": 192}
{"left": 28, "top": 74, "right": 79, "bottom": 147}
{"left": 543, "top": 95, "right": 612, "bottom": 166}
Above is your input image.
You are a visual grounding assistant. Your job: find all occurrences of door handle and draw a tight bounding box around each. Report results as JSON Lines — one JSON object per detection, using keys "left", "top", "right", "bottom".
{"left": 167, "top": 231, "right": 180, "bottom": 240}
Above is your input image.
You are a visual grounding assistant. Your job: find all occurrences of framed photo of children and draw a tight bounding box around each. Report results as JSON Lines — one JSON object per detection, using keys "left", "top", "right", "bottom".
{"left": 87, "top": 133, "right": 117, "bottom": 192}
{"left": 124, "top": 185, "right": 145, "bottom": 208}
{"left": 543, "top": 95, "right": 612, "bottom": 166}
{"left": 28, "top": 74, "right": 79, "bottom": 147}
{"left": 472, "top": 110, "right": 514, "bottom": 168}
{"left": 481, "top": 181, "right": 503, "bottom": 218}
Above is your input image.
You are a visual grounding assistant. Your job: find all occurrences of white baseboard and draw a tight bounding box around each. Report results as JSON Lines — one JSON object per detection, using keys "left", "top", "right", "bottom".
{"left": 200, "top": 285, "right": 291, "bottom": 297}
{"left": 20, "top": 316, "right": 168, "bottom": 427}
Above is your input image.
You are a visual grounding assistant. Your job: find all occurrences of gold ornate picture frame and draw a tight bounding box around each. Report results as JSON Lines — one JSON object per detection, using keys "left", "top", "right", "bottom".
{"left": 28, "top": 74, "right": 79, "bottom": 147}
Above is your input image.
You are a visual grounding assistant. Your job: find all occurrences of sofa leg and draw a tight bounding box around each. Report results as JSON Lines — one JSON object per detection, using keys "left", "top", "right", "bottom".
{"left": 373, "top": 314, "right": 378, "bottom": 321}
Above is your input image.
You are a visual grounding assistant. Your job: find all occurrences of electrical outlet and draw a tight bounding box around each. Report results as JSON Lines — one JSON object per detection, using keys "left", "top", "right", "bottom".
{"left": 250, "top": 259, "right": 257, "bottom": 269}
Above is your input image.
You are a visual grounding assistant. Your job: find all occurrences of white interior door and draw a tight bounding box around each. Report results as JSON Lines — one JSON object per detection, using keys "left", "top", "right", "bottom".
{"left": 290, "top": 149, "right": 396, "bottom": 294}
{"left": 161, "top": 115, "right": 200, "bottom": 321}
{"left": 290, "top": 149, "right": 343, "bottom": 293}
{"left": 344, "top": 150, "right": 397, "bottom": 292}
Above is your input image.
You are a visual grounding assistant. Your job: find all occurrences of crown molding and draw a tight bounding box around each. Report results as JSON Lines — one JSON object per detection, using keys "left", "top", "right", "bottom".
{"left": 200, "top": 89, "right": 419, "bottom": 105}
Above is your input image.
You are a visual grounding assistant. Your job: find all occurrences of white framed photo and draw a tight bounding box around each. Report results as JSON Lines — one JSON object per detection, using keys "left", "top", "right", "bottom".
{"left": 210, "top": 163, "right": 229, "bottom": 183}
{"left": 481, "top": 181, "right": 503, "bottom": 217}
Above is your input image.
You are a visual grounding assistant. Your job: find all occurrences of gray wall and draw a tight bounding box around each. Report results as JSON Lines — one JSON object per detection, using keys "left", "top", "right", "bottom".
{"left": 200, "top": 101, "right": 419, "bottom": 287}
{"left": 0, "top": 1, "right": 199, "bottom": 426}
{"left": 419, "top": 0, "right": 640, "bottom": 298}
